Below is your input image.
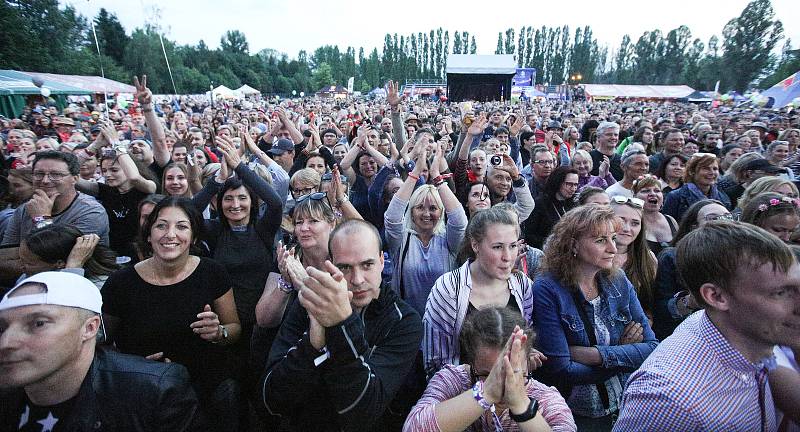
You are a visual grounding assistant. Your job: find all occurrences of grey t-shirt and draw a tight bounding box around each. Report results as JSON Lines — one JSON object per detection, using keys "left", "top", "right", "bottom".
{"left": 2, "top": 192, "right": 110, "bottom": 246}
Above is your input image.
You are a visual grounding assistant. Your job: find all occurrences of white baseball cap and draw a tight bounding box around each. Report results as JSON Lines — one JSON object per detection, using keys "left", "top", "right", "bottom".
{"left": 0, "top": 272, "right": 102, "bottom": 314}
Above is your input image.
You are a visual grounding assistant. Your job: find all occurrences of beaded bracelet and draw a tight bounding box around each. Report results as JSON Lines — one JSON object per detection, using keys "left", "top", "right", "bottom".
{"left": 472, "top": 381, "right": 494, "bottom": 412}
{"left": 277, "top": 276, "right": 293, "bottom": 294}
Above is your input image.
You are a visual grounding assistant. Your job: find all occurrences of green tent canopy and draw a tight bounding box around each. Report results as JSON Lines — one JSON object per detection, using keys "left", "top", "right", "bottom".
{"left": 0, "top": 70, "right": 91, "bottom": 118}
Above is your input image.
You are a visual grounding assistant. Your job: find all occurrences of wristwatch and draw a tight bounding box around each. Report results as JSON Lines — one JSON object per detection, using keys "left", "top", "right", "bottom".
{"left": 32, "top": 215, "right": 53, "bottom": 230}
{"left": 509, "top": 397, "right": 539, "bottom": 423}
{"left": 211, "top": 325, "right": 229, "bottom": 344}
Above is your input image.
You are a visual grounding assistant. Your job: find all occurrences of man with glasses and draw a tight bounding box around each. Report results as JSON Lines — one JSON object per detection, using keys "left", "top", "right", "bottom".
{"left": 528, "top": 145, "right": 555, "bottom": 200}
{"left": 607, "top": 146, "right": 649, "bottom": 199}
{"left": 0, "top": 151, "right": 109, "bottom": 280}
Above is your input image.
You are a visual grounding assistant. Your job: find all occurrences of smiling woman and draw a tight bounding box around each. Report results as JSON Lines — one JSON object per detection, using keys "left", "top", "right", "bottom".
{"left": 662, "top": 153, "right": 731, "bottom": 221}
{"left": 101, "top": 197, "right": 243, "bottom": 430}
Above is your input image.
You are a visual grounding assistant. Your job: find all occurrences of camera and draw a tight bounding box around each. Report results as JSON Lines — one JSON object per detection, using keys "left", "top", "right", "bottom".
{"left": 490, "top": 154, "right": 503, "bottom": 166}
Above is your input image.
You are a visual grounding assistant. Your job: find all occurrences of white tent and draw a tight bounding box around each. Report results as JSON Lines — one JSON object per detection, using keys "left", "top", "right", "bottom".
{"left": 446, "top": 55, "right": 517, "bottom": 75}
{"left": 211, "top": 85, "right": 239, "bottom": 99}
{"left": 583, "top": 84, "right": 695, "bottom": 100}
{"left": 236, "top": 84, "right": 260, "bottom": 95}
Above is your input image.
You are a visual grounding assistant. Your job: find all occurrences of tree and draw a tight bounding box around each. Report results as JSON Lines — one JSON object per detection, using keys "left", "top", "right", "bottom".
{"left": 94, "top": 8, "right": 129, "bottom": 63}
{"left": 504, "top": 28, "right": 515, "bottom": 55}
{"left": 453, "top": 31, "right": 462, "bottom": 54}
{"left": 220, "top": 30, "right": 249, "bottom": 54}
{"left": 760, "top": 39, "right": 800, "bottom": 88}
{"left": 313, "top": 62, "right": 334, "bottom": 89}
{"left": 469, "top": 36, "right": 477, "bottom": 54}
{"left": 721, "top": 0, "right": 783, "bottom": 91}
{"left": 495, "top": 32, "right": 504, "bottom": 54}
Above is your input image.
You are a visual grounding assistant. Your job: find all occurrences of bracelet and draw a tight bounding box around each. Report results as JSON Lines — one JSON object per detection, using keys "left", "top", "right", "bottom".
{"left": 407, "top": 173, "right": 419, "bottom": 181}
{"left": 472, "top": 381, "right": 495, "bottom": 412}
{"left": 277, "top": 276, "right": 293, "bottom": 293}
{"left": 142, "top": 108, "right": 153, "bottom": 113}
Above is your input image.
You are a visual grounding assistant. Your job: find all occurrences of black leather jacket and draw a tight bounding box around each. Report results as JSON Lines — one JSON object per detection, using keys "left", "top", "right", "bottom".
{"left": 0, "top": 347, "right": 203, "bottom": 431}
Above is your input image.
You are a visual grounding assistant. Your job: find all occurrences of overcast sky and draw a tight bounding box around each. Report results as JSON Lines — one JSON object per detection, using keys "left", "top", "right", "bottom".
{"left": 66, "top": 0, "right": 799, "bottom": 60}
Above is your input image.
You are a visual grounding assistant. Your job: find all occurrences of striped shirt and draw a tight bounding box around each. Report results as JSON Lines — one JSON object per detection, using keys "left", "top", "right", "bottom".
{"left": 403, "top": 364, "right": 576, "bottom": 432}
{"left": 614, "top": 311, "right": 778, "bottom": 432}
{"left": 423, "top": 261, "right": 534, "bottom": 376}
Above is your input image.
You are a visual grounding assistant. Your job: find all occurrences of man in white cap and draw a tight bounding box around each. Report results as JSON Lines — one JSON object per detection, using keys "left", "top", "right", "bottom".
{"left": 0, "top": 272, "right": 203, "bottom": 431}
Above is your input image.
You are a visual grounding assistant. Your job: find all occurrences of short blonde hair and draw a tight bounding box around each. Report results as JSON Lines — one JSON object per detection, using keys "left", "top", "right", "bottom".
{"left": 290, "top": 168, "right": 321, "bottom": 190}
{"left": 403, "top": 185, "right": 445, "bottom": 235}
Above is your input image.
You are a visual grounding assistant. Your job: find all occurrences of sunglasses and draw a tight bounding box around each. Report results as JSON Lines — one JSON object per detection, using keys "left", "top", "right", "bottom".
{"left": 295, "top": 191, "right": 327, "bottom": 204}
{"left": 611, "top": 196, "right": 645, "bottom": 208}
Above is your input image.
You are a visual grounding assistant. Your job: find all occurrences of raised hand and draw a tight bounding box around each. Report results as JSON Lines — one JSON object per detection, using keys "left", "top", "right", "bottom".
{"left": 329, "top": 165, "right": 346, "bottom": 203}
{"left": 598, "top": 155, "right": 611, "bottom": 178}
{"left": 467, "top": 113, "right": 488, "bottom": 136}
{"left": 132, "top": 75, "right": 152, "bottom": 106}
{"left": 510, "top": 113, "right": 525, "bottom": 136}
{"left": 482, "top": 327, "right": 518, "bottom": 405}
{"left": 190, "top": 304, "right": 222, "bottom": 342}
{"left": 497, "top": 154, "right": 520, "bottom": 181}
{"left": 386, "top": 80, "right": 401, "bottom": 109}
{"left": 503, "top": 329, "right": 531, "bottom": 414}
{"left": 297, "top": 261, "right": 353, "bottom": 327}
{"left": 215, "top": 135, "right": 242, "bottom": 168}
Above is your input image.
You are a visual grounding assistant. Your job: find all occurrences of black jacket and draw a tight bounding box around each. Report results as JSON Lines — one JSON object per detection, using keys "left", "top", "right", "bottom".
{"left": 0, "top": 347, "right": 203, "bottom": 432}
{"left": 262, "top": 284, "right": 422, "bottom": 431}
{"left": 523, "top": 195, "right": 575, "bottom": 249}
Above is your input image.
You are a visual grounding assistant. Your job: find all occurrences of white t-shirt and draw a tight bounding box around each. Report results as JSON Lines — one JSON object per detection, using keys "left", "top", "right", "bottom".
{"left": 605, "top": 182, "right": 633, "bottom": 199}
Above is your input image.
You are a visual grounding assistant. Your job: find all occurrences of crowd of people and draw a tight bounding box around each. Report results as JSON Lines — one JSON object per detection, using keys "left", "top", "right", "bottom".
{"left": 0, "top": 74, "right": 799, "bottom": 431}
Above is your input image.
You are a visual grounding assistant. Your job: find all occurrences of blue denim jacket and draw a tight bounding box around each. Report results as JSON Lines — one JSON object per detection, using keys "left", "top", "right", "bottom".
{"left": 532, "top": 271, "right": 658, "bottom": 391}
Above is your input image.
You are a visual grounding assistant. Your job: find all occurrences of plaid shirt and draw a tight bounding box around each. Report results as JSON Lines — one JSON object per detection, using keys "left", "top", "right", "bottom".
{"left": 614, "top": 311, "right": 778, "bottom": 432}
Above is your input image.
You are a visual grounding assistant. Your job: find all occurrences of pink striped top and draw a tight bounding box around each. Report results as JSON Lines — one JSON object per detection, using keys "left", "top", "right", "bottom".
{"left": 403, "top": 364, "right": 576, "bottom": 432}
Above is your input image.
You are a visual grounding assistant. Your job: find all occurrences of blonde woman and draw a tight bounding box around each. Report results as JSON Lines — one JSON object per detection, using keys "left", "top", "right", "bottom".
{"left": 385, "top": 144, "right": 467, "bottom": 316}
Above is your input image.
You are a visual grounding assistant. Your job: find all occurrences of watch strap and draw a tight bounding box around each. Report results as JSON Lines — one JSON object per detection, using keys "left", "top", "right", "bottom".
{"left": 509, "top": 397, "right": 539, "bottom": 423}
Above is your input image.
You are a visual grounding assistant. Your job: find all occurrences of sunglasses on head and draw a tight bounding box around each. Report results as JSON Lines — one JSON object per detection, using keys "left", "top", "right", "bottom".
{"left": 295, "top": 191, "right": 327, "bottom": 204}
{"left": 611, "top": 195, "right": 645, "bottom": 208}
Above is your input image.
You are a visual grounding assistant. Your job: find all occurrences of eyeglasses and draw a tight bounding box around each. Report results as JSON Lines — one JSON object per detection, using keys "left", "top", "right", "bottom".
{"left": 611, "top": 195, "right": 645, "bottom": 208}
{"left": 563, "top": 182, "right": 579, "bottom": 189}
{"left": 291, "top": 186, "right": 318, "bottom": 197}
{"left": 33, "top": 171, "right": 71, "bottom": 181}
{"left": 295, "top": 191, "right": 327, "bottom": 204}
{"left": 534, "top": 159, "right": 555, "bottom": 166}
{"left": 703, "top": 212, "right": 736, "bottom": 222}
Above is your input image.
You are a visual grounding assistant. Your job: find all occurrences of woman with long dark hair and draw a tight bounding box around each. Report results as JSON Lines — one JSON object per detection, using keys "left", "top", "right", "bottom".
{"left": 652, "top": 199, "right": 732, "bottom": 339}
{"left": 522, "top": 166, "right": 579, "bottom": 249}
{"left": 102, "top": 197, "right": 242, "bottom": 430}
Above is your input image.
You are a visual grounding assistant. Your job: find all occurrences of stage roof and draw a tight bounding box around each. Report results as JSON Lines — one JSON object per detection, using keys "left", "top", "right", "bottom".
{"left": 446, "top": 55, "right": 517, "bottom": 75}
